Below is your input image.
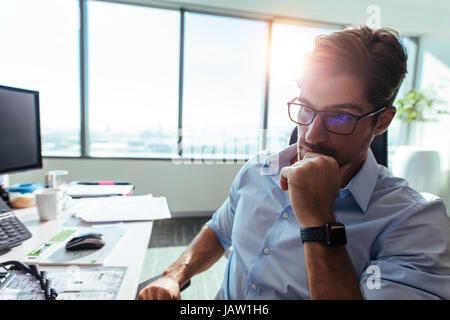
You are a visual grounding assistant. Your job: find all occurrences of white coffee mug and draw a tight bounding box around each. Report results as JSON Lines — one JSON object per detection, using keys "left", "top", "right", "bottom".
{"left": 35, "top": 188, "right": 63, "bottom": 221}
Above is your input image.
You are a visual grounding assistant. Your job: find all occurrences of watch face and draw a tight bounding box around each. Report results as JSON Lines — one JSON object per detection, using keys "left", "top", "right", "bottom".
{"left": 326, "top": 224, "right": 347, "bottom": 246}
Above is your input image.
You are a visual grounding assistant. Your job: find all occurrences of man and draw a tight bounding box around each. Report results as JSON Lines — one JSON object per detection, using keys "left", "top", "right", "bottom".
{"left": 139, "top": 26, "right": 450, "bottom": 300}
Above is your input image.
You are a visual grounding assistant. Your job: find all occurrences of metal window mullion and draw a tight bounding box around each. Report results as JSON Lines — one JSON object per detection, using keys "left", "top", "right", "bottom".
{"left": 79, "top": 0, "right": 89, "bottom": 157}
{"left": 177, "top": 8, "right": 185, "bottom": 157}
{"left": 260, "top": 20, "right": 273, "bottom": 152}
{"left": 411, "top": 36, "right": 420, "bottom": 91}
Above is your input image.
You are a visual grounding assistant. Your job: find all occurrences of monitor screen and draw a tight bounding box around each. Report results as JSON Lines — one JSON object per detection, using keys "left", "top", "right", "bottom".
{"left": 0, "top": 85, "right": 42, "bottom": 174}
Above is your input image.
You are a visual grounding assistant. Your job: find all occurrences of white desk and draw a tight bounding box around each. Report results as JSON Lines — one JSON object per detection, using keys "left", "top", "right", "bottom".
{"left": 0, "top": 204, "right": 153, "bottom": 299}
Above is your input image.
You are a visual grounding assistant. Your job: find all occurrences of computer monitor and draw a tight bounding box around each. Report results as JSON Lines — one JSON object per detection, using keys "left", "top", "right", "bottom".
{"left": 0, "top": 84, "right": 42, "bottom": 175}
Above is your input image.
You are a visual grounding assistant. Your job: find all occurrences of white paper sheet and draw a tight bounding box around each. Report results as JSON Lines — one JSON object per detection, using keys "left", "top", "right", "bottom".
{"left": 66, "top": 184, "right": 134, "bottom": 197}
{"left": 72, "top": 195, "right": 171, "bottom": 223}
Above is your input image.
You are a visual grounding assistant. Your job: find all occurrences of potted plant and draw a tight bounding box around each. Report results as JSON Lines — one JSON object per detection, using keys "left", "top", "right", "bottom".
{"left": 392, "top": 88, "right": 449, "bottom": 195}
{"left": 395, "top": 89, "right": 448, "bottom": 144}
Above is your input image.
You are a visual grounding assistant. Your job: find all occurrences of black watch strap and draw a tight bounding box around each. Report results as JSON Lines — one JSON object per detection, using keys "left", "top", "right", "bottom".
{"left": 300, "top": 226, "right": 326, "bottom": 242}
{"left": 301, "top": 222, "right": 346, "bottom": 246}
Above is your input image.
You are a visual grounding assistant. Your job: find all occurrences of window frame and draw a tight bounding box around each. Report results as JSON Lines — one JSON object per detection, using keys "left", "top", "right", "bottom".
{"left": 39, "top": 0, "right": 417, "bottom": 161}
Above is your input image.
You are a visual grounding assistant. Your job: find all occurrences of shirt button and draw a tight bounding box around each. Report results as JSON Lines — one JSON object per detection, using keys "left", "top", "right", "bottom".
{"left": 263, "top": 248, "right": 270, "bottom": 255}
{"left": 282, "top": 212, "right": 289, "bottom": 219}
{"left": 251, "top": 283, "right": 257, "bottom": 290}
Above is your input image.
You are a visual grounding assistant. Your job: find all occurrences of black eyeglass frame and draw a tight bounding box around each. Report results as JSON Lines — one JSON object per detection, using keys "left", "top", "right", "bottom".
{"left": 287, "top": 98, "right": 389, "bottom": 135}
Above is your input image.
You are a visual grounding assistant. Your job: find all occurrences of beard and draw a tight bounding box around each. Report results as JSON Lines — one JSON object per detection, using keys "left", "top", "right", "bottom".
{"left": 298, "top": 138, "right": 339, "bottom": 161}
{"left": 297, "top": 129, "right": 374, "bottom": 167}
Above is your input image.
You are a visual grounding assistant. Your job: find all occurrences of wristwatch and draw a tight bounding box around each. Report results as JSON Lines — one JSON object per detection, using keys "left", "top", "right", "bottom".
{"left": 300, "top": 222, "right": 347, "bottom": 246}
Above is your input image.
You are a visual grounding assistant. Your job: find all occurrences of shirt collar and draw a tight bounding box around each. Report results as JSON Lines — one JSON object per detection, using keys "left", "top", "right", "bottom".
{"left": 342, "top": 148, "right": 379, "bottom": 213}
{"left": 263, "top": 144, "right": 297, "bottom": 178}
{"left": 262, "top": 144, "right": 296, "bottom": 197}
{"left": 265, "top": 144, "right": 379, "bottom": 214}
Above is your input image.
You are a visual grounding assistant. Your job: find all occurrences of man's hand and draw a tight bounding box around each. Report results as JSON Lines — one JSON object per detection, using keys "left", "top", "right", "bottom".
{"left": 138, "top": 275, "right": 181, "bottom": 300}
{"left": 280, "top": 152, "right": 349, "bottom": 227}
{"left": 138, "top": 225, "right": 225, "bottom": 300}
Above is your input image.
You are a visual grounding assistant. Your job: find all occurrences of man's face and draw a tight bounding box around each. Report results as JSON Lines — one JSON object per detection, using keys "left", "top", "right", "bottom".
{"left": 297, "top": 69, "right": 377, "bottom": 167}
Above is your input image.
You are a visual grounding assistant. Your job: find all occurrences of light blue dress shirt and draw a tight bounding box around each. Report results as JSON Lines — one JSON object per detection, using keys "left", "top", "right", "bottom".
{"left": 206, "top": 144, "right": 450, "bottom": 299}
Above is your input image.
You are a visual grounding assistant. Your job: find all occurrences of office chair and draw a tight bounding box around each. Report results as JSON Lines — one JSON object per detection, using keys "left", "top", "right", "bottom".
{"left": 288, "top": 127, "right": 388, "bottom": 167}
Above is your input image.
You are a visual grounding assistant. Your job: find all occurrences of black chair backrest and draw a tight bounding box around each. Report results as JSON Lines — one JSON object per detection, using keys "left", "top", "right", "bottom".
{"left": 288, "top": 127, "right": 388, "bottom": 167}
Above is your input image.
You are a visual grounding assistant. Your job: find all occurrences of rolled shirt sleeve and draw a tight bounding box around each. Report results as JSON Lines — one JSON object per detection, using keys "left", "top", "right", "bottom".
{"left": 206, "top": 197, "right": 235, "bottom": 251}
{"left": 360, "top": 199, "right": 450, "bottom": 299}
{"left": 205, "top": 165, "right": 247, "bottom": 251}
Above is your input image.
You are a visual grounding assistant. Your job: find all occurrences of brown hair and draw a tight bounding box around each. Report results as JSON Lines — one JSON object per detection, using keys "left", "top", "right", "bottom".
{"left": 304, "top": 25, "right": 408, "bottom": 110}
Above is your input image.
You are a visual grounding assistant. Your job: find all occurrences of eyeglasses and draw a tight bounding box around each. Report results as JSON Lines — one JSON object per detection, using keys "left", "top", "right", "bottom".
{"left": 287, "top": 97, "right": 388, "bottom": 135}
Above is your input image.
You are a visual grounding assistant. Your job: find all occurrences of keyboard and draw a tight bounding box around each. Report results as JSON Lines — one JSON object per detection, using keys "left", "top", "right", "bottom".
{"left": 0, "top": 211, "right": 32, "bottom": 251}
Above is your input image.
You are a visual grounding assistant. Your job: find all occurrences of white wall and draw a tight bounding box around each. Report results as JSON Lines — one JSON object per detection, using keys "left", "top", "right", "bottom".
{"left": 9, "top": 158, "right": 242, "bottom": 217}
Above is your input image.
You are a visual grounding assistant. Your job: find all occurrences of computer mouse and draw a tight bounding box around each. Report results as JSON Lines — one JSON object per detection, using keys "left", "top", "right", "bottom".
{"left": 65, "top": 232, "right": 105, "bottom": 251}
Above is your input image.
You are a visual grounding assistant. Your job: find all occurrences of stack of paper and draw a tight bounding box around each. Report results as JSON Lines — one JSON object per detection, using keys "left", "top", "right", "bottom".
{"left": 71, "top": 194, "right": 171, "bottom": 223}
{"left": 66, "top": 184, "right": 134, "bottom": 198}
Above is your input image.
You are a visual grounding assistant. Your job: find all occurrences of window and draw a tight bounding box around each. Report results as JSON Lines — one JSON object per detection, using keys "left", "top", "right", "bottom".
{"left": 266, "top": 23, "right": 338, "bottom": 152}
{"left": 87, "top": 1, "right": 180, "bottom": 157}
{"left": 388, "top": 37, "right": 418, "bottom": 162}
{"left": 1, "top": 0, "right": 420, "bottom": 161}
{"left": 0, "top": 0, "right": 80, "bottom": 156}
{"left": 182, "top": 13, "right": 268, "bottom": 159}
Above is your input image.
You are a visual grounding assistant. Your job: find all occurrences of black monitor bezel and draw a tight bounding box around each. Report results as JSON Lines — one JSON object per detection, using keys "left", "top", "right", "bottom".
{"left": 0, "top": 84, "right": 43, "bottom": 175}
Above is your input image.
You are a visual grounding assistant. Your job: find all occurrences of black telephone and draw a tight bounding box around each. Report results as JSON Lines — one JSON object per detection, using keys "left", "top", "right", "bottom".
{"left": 0, "top": 191, "right": 33, "bottom": 251}
{"left": 0, "top": 188, "right": 57, "bottom": 300}
{"left": 0, "top": 260, "right": 58, "bottom": 300}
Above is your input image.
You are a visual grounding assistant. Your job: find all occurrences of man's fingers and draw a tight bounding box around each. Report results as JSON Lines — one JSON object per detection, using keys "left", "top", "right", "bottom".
{"left": 138, "top": 288, "right": 149, "bottom": 300}
{"left": 281, "top": 152, "right": 342, "bottom": 190}
{"left": 141, "top": 286, "right": 157, "bottom": 300}
{"left": 139, "top": 277, "right": 182, "bottom": 300}
{"left": 157, "top": 289, "right": 171, "bottom": 300}
{"left": 302, "top": 152, "right": 322, "bottom": 159}
{"left": 280, "top": 168, "right": 289, "bottom": 191}
{"left": 280, "top": 156, "right": 316, "bottom": 190}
